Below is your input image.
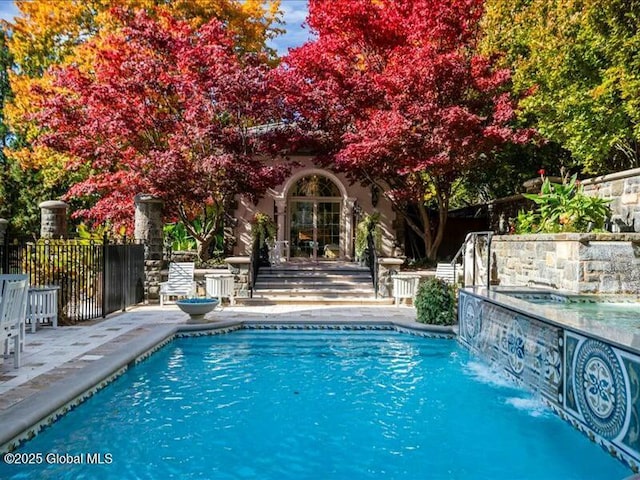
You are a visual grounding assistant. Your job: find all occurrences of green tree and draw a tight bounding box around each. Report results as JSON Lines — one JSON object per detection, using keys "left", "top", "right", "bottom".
{"left": 481, "top": 0, "right": 640, "bottom": 174}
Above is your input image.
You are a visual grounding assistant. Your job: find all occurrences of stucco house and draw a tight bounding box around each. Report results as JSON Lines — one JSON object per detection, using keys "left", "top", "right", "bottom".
{"left": 231, "top": 155, "right": 402, "bottom": 260}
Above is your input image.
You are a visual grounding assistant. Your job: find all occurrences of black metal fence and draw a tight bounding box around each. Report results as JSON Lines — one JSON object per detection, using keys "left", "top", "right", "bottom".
{"left": 0, "top": 237, "right": 145, "bottom": 323}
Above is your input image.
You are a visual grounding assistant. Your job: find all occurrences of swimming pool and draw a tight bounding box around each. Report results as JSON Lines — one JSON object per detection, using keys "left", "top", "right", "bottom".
{"left": 0, "top": 329, "right": 630, "bottom": 479}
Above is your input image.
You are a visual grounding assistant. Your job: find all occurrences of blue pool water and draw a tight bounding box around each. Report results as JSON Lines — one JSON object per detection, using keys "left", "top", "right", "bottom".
{"left": 505, "top": 292, "right": 640, "bottom": 330}
{"left": 0, "top": 330, "right": 630, "bottom": 479}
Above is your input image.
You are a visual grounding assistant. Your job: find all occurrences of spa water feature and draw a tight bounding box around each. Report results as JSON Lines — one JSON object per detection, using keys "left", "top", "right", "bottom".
{"left": 459, "top": 287, "right": 640, "bottom": 472}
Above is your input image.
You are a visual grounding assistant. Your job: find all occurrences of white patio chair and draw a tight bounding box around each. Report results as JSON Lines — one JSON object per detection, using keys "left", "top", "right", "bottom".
{"left": 0, "top": 274, "right": 29, "bottom": 356}
{"left": 435, "top": 263, "right": 461, "bottom": 284}
{"left": 159, "top": 262, "right": 197, "bottom": 307}
{"left": 0, "top": 278, "right": 29, "bottom": 368}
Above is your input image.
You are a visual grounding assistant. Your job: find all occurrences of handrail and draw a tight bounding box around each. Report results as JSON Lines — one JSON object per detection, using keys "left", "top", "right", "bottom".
{"left": 455, "top": 231, "right": 494, "bottom": 290}
{"left": 366, "top": 231, "right": 379, "bottom": 298}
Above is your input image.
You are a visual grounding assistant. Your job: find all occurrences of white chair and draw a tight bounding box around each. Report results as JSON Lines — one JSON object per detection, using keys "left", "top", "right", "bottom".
{"left": 159, "top": 262, "right": 196, "bottom": 307}
{"left": 435, "top": 263, "right": 460, "bottom": 284}
{"left": 0, "top": 278, "right": 29, "bottom": 368}
{"left": 392, "top": 275, "right": 420, "bottom": 306}
{"left": 0, "top": 274, "right": 29, "bottom": 357}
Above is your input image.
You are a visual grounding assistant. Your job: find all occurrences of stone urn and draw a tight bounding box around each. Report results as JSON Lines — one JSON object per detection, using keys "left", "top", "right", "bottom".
{"left": 176, "top": 298, "right": 219, "bottom": 323}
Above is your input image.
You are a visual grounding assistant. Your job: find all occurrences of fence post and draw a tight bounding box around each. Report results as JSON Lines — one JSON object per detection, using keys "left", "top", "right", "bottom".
{"left": 102, "top": 233, "right": 108, "bottom": 318}
{"left": 39, "top": 200, "right": 68, "bottom": 239}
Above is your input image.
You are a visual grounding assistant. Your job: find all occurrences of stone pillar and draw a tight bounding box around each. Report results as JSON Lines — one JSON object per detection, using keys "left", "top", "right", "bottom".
{"left": 274, "top": 198, "right": 288, "bottom": 260}
{"left": 0, "top": 218, "right": 8, "bottom": 245}
{"left": 39, "top": 200, "right": 68, "bottom": 239}
{"left": 377, "top": 257, "right": 404, "bottom": 297}
{"left": 343, "top": 198, "right": 356, "bottom": 260}
{"left": 134, "top": 194, "right": 164, "bottom": 303}
{"left": 225, "top": 256, "right": 252, "bottom": 298}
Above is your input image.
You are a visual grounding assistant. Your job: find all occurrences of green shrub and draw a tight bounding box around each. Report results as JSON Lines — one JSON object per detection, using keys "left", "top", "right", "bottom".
{"left": 515, "top": 172, "right": 611, "bottom": 234}
{"left": 355, "top": 212, "right": 381, "bottom": 261}
{"left": 414, "top": 277, "right": 457, "bottom": 325}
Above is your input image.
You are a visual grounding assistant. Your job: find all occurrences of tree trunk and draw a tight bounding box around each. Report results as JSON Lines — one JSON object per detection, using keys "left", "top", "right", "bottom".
{"left": 195, "top": 236, "right": 214, "bottom": 262}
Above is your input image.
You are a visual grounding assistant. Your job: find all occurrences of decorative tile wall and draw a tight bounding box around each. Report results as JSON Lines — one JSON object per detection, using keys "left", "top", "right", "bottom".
{"left": 458, "top": 292, "right": 563, "bottom": 406}
{"left": 459, "top": 290, "right": 640, "bottom": 471}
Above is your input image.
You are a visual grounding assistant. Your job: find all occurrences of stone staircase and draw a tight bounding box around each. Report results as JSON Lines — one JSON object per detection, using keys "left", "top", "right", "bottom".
{"left": 246, "top": 261, "right": 393, "bottom": 305}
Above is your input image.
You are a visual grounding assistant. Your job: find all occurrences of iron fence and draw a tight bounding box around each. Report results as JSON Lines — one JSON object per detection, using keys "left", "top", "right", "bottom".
{"left": 1, "top": 236, "right": 145, "bottom": 322}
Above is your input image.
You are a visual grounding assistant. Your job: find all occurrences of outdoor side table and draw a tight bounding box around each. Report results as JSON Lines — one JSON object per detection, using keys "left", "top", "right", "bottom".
{"left": 205, "top": 273, "right": 235, "bottom": 306}
{"left": 392, "top": 275, "right": 420, "bottom": 306}
{"left": 26, "top": 286, "right": 59, "bottom": 333}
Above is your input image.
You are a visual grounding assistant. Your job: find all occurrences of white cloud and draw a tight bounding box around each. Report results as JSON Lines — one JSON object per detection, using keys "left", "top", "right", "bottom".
{"left": 269, "top": 0, "right": 312, "bottom": 56}
{"left": 281, "top": 0, "right": 308, "bottom": 24}
{"left": 0, "top": 1, "right": 19, "bottom": 22}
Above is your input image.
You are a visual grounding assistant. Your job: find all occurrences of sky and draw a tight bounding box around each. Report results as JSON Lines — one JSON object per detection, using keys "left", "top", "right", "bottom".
{"left": 0, "top": 0, "right": 311, "bottom": 56}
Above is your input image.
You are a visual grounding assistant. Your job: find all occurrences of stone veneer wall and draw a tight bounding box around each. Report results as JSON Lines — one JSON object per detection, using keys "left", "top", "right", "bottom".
{"left": 459, "top": 290, "right": 640, "bottom": 472}
{"left": 491, "top": 233, "right": 640, "bottom": 293}
{"left": 582, "top": 167, "right": 640, "bottom": 232}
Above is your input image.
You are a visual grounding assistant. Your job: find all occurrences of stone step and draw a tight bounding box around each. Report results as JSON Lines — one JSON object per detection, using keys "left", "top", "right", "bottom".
{"left": 238, "top": 296, "right": 393, "bottom": 306}
{"left": 256, "top": 277, "right": 371, "bottom": 287}
{"left": 253, "top": 261, "right": 376, "bottom": 303}
{"left": 254, "top": 286, "right": 374, "bottom": 294}
{"left": 258, "top": 271, "right": 371, "bottom": 278}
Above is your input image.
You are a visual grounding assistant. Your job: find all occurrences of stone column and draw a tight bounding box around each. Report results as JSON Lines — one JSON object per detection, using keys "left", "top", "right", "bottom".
{"left": 0, "top": 218, "right": 6, "bottom": 273}
{"left": 377, "top": 257, "right": 404, "bottom": 297}
{"left": 134, "top": 194, "right": 164, "bottom": 303}
{"left": 275, "top": 198, "right": 287, "bottom": 258}
{"left": 0, "top": 218, "right": 8, "bottom": 245}
{"left": 343, "top": 197, "right": 356, "bottom": 260}
{"left": 39, "top": 200, "right": 68, "bottom": 239}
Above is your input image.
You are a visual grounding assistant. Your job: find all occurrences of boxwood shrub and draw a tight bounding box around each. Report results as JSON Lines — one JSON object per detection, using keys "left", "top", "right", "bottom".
{"left": 414, "top": 277, "right": 457, "bottom": 325}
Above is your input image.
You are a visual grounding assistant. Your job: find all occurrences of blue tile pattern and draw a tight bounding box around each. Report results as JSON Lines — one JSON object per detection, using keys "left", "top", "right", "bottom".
{"left": 459, "top": 293, "right": 563, "bottom": 405}
{"left": 460, "top": 289, "right": 640, "bottom": 472}
{"left": 574, "top": 339, "right": 626, "bottom": 440}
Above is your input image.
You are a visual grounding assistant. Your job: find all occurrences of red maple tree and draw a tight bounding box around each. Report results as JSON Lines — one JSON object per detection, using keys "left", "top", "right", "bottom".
{"left": 34, "top": 8, "right": 290, "bottom": 259}
{"left": 277, "top": 0, "right": 532, "bottom": 259}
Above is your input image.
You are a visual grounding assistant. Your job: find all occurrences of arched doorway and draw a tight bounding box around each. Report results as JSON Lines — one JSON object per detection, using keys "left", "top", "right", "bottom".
{"left": 288, "top": 174, "right": 343, "bottom": 260}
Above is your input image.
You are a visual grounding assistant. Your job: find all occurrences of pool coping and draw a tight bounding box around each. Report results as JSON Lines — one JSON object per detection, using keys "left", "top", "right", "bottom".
{"left": 464, "top": 287, "right": 640, "bottom": 356}
{"left": 0, "top": 319, "right": 455, "bottom": 452}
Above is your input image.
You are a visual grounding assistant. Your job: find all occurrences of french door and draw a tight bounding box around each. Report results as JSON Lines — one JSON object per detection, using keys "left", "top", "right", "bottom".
{"left": 289, "top": 200, "right": 341, "bottom": 259}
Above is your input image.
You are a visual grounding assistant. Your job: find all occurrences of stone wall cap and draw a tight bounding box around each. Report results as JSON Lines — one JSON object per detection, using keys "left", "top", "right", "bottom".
{"left": 225, "top": 256, "right": 251, "bottom": 264}
{"left": 493, "top": 233, "right": 640, "bottom": 242}
{"left": 378, "top": 257, "right": 405, "bottom": 265}
{"left": 38, "top": 200, "right": 68, "bottom": 209}
{"left": 134, "top": 193, "right": 164, "bottom": 204}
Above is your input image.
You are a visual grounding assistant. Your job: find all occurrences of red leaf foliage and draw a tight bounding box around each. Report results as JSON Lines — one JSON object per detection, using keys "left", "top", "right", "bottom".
{"left": 277, "top": 0, "right": 533, "bottom": 194}
{"left": 34, "top": 8, "right": 290, "bottom": 231}
{"left": 273, "top": 0, "right": 534, "bottom": 257}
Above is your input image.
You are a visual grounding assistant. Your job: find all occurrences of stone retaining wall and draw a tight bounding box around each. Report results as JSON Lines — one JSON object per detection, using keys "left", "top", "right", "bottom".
{"left": 491, "top": 233, "right": 640, "bottom": 293}
{"left": 582, "top": 167, "right": 640, "bottom": 233}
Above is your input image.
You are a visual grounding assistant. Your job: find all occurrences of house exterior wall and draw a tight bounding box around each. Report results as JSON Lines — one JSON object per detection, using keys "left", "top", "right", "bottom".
{"left": 231, "top": 155, "right": 400, "bottom": 258}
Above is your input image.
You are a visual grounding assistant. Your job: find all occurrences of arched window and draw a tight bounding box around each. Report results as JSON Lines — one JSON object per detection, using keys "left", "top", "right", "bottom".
{"left": 289, "top": 175, "right": 341, "bottom": 197}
